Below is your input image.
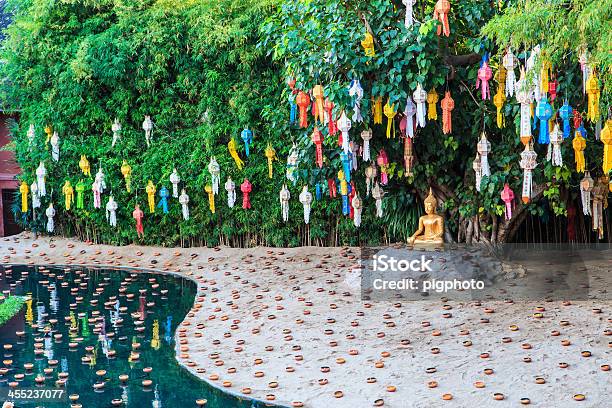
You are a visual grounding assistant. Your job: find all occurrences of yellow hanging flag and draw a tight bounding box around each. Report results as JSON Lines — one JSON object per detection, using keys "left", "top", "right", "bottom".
{"left": 20, "top": 181, "right": 29, "bottom": 213}
{"left": 205, "top": 185, "right": 215, "bottom": 214}
{"left": 572, "top": 131, "right": 586, "bottom": 173}
{"left": 228, "top": 138, "right": 244, "bottom": 170}
{"left": 264, "top": 143, "right": 277, "bottom": 178}
{"left": 586, "top": 72, "right": 600, "bottom": 122}
{"left": 361, "top": 32, "right": 375, "bottom": 57}
{"left": 146, "top": 180, "right": 156, "bottom": 214}
{"left": 427, "top": 89, "right": 439, "bottom": 120}
{"left": 601, "top": 120, "right": 612, "bottom": 175}
{"left": 493, "top": 86, "right": 506, "bottom": 128}
{"left": 372, "top": 97, "right": 383, "bottom": 125}
{"left": 383, "top": 100, "right": 397, "bottom": 138}
{"left": 62, "top": 180, "right": 74, "bottom": 210}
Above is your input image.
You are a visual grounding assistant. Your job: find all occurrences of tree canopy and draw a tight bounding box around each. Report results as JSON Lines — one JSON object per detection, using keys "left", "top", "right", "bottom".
{"left": 1, "top": 0, "right": 610, "bottom": 246}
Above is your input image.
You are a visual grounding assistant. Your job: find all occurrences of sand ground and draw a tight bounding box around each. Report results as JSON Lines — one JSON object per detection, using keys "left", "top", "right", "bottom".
{"left": 1, "top": 233, "right": 610, "bottom": 408}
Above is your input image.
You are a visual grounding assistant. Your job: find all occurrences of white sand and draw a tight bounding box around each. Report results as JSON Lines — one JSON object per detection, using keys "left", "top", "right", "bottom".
{"left": 1, "top": 233, "right": 610, "bottom": 408}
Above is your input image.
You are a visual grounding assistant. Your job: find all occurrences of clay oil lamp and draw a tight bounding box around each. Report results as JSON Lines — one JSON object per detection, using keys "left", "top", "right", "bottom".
{"left": 535, "top": 377, "right": 545, "bottom": 384}
{"left": 493, "top": 393, "right": 505, "bottom": 400}
{"left": 581, "top": 350, "right": 591, "bottom": 357}
{"left": 431, "top": 348, "right": 440, "bottom": 355}
{"left": 560, "top": 339, "right": 571, "bottom": 346}
{"left": 442, "top": 393, "right": 453, "bottom": 400}
{"left": 600, "top": 364, "right": 610, "bottom": 371}
{"left": 573, "top": 394, "right": 586, "bottom": 401}
{"left": 427, "top": 381, "right": 438, "bottom": 388}
{"left": 474, "top": 381, "right": 485, "bottom": 388}
{"left": 558, "top": 362, "right": 569, "bottom": 368}
{"left": 484, "top": 368, "right": 494, "bottom": 375}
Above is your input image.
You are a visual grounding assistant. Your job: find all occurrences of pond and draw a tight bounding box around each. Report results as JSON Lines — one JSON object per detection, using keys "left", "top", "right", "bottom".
{"left": 0, "top": 264, "right": 277, "bottom": 408}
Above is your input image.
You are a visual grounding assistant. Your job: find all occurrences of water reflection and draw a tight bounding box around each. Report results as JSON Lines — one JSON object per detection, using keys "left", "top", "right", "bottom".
{"left": 0, "top": 265, "right": 276, "bottom": 408}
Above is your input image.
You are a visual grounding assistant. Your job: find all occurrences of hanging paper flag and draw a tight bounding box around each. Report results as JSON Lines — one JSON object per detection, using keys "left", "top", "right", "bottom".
{"left": 286, "top": 143, "right": 299, "bottom": 185}
{"left": 477, "top": 132, "right": 491, "bottom": 177}
{"left": 311, "top": 127, "right": 324, "bottom": 168}
{"left": 111, "top": 119, "right": 122, "bottom": 147}
{"left": 36, "top": 161, "right": 46, "bottom": 197}
{"left": 280, "top": 184, "right": 290, "bottom": 222}
{"left": 578, "top": 50, "right": 590, "bottom": 94}
{"left": 315, "top": 183, "right": 322, "bottom": 200}
{"left": 519, "top": 143, "right": 537, "bottom": 203}
{"left": 92, "top": 177, "right": 101, "bottom": 209}
{"left": 62, "top": 180, "right": 74, "bottom": 210}
{"left": 299, "top": 186, "right": 313, "bottom": 224}
{"left": 476, "top": 61, "right": 493, "bottom": 100}
{"left": 27, "top": 124, "right": 35, "bottom": 148}
{"left": 328, "top": 178, "right": 337, "bottom": 198}
{"left": 339, "top": 170, "right": 349, "bottom": 216}
{"left": 239, "top": 128, "right": 253, "bottom": 157}
{"left": 377, "top": 150, "right": 389, "bottom": 185}
{"left": 580, "top": 171, "right": 594, "bottom": 215}
{"left": 426, "top": 89, "right": 438, "bottom": 120}
{"left": 44, "top": 125, "right": 53, "bottom": 145}
{"left": 106, "top": 196, "right": 118, "bottom": 227}
{"left": 205, "top": 185, "right": 215, "bottom": 214}
{"left": 289, "top": 92, "right": 297, "bottom": 125}
{"left": 413, "top": 84, "right": 427, "bottom": 128}
{"left": 361, "top": 32, "right": 375, "bottom": 57}
{"left": 79, "top": 155, "right": 91, "bottom": 177}
{"left": 361, "top": 129, "right": 372, "bottom": 162}
{"left": 365, "top": 164, "right": 377, "bottom": 196}
{"left": 240, "top": 179, "right": 252, "bottom": 209}
{"left": 586, "top": 72, "right": 600, "bottom": 122}
{"left": 352, "top": 192, "right": 362, "bottom": 227}
{"left": 535, "top": 97, "right": 552, "bottom": 144}
{"left": 592, "top": 177, "right": 606, "bottom": 239}
{"left": 340, "top": 152, "right": 351, "bottom": 183}
{"left": 208, "top": 157, "right": 221, "bottom": 194}
{"left": 500, "top": 184, "right": 515, "bottom": 220}
{"left": 493, "top": 85, "right": 506, "bottom": 128}
{"left": 324, "top": 99, "right": 338, "bottom": 136}
{"left": 516, "top": 69, "right": 533, "bottom": 145}
{"left": 572, "top": 131, "right": 586, "bottom": 173}
{"left": 348, "top": 80, "right": 364, "bottom": 123}
{"left": 19, "top": 181, "right": 28, "bottom": 213}
{"left": 50, "top": 131, "right": 60, "bottom": 161}
{"left": 548, "top": 74, "right": 558, "bottom": 101}
{"left": 46, "top": 203, "right": 55, "bottom": 233}
{"left": 547, "top": 124, "right": 563, "bottom": 166}
{"left": 472, "top": 154, "right": 482, "bottom": 192}
{"left": 403, "top": 0, "right": 415, "bottom": 28}
{"left": 228, "top": 138, "right": 244, "bottom": 170}
{"left": 337, "top": 111, "right": 352, "bottom": 153}
{"left": 495, "top": 64, "right": 506, "bottom": 96}
{"left": 146, "top": 180, "right": 156, "bottom": 214}
{"left": 179, "top": 189, "right": 190, "bottom": 220}
{"left": 170, "top": 168, "right": 181, "bottom": 198}
{"left": 404, "top": 136, "right": 414, "bottom": 176}
{"left": 313, "top": 85, "right": 324, "bottom": 123}
{"left": 133, "top": 204, "right": 144, "bottom": 238}
{"left": 503, "top": 49, "right": 517, "bottom": 97}
{"left": 404, "top": 96, "right": 417, "bottom": 137}
{"left": 601, "top": 120, "right": 612, "bottom": 175}
{"left": 350, "top": 142, "right": 359, "bottom": 171}
{"left": 384, "top": 100, "right": 397, "bottom": 138}
{"left": 540, "top": 58, "right": 551, "bottom": 94}
{"left": 30, "top": 181, "right": 40, "bottom": 209}
{"left": 142, "top": 116, "right": 153, "bottom": 147}
{"left": 372, "top": 97, "right": 383, "bottom": 125}
{"left": 95, "top": 167, "right": 106, "bottom": 194}
{"left": 296, "top": 91, "right": 310, "bottom": 128}
{"left": 441, "top": 91, "right": 454, "bottom": 134}
{"left": 559, "top": 101, "right": 573, "bottom": 139}
{"left": 434, "top": 0, "right": 451, "bottom": 37}
{"left": 265, "top": 143, "right": 277, "bottom": 178}
{"left": 121, "top": 160, "right": 132, "bottom": 192}
{"left": 158, "top": 186, "right": 170, "bottom": 214}
{"left": 225, "top": 177, "right": 236, "bottom": 208}
{"left": 372, "top": 182, "right": 384, "bottom": 218}
{"left": 348, "top": 182, "right": 355, "bottom": 219}
{"left": 574, "top": 111, "right": 587, "bottom": 138}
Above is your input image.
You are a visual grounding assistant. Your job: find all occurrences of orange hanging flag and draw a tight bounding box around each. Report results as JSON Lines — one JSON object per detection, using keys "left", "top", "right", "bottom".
{"left": 434, "top": 0, "right": 451, "bottom": 37}
{"left": 440, "top": 91, "right": 454, "bottom": 134}
{"left": 296, "top": 91, "right": 311, "bottom": 128}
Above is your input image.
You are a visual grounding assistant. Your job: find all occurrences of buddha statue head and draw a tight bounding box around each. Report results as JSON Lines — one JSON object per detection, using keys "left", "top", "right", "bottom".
{"left": 424, "top": 188, "right": 438, "bottom": 215}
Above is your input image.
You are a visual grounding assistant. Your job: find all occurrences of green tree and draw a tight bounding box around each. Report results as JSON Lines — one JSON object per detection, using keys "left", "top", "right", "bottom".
{"left": 263, "top": 0, "right": 610, "bottom": 243}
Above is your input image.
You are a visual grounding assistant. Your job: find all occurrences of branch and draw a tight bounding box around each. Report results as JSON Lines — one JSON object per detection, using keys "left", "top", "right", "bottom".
{"left": 444, "top": 53, "right": 481, "bottom": 67}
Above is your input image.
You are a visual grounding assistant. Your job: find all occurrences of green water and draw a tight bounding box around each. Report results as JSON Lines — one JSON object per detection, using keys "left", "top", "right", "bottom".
{"left": 0, "top": 265, "right": 277, "bottom": 408}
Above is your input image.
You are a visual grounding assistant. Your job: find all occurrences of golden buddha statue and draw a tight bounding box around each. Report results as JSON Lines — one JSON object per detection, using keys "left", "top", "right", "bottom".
{"left": 407, "top": 188, "right": 444, "bottom": 245}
